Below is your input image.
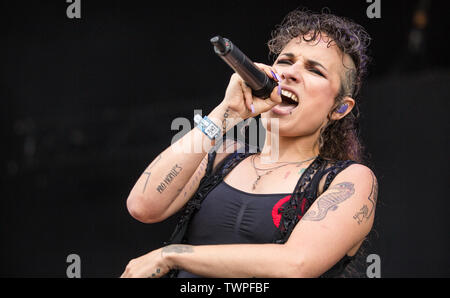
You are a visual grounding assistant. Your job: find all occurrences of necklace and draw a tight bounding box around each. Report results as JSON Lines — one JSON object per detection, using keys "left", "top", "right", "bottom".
{"left": 251, "top": 154, "right": 317, "bottom": 190}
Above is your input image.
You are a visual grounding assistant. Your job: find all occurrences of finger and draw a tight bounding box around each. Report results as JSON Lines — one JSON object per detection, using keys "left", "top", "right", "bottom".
{"left": 251, "top": 84, "right": 282, "bottom": 113}
{"left": 270, "top": 83, "right": 283, "bottom": 105}
{"left": 252, "top": 63, "right": 280, "bottom": 95}
{"left": 121, "top": 263, "right": 132, "bottom": 278}
{"left": 265, "top": 83, "right": 282, "bottom": 107}
{"left": 254, "top": 63, "right": 281, "bottom": 82}
{"left": 253, "top": 62, "right": 273, "bottom": 79}
{"left": 252, "top": 97, "right": 275, "bottom": 114}
{"left": 240, "top": 80, "right": 254, "bottom": 113}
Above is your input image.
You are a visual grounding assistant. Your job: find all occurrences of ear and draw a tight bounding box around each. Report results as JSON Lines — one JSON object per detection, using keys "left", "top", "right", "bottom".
{"left": 331, "top": 96, "right": 355, "bottom": 121}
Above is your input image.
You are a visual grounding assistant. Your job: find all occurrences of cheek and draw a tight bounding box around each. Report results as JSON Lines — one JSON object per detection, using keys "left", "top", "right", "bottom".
{"left": 291, "top": 109, "right": 325, "bottom": 135}
{"left": 286, "top": 95, "right": 335, "bottom": 135}
{"left": 300, "top": 79, "right": 336, "bottom": 120}
{"left": 301, "top": 94, "right": 334, "bottom": 118}
{"left": 307, "top": 76, "right": 336, "bottom": 99}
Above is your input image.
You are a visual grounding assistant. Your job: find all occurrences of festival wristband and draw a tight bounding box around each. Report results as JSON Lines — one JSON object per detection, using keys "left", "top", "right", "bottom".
{"left": 194, "top": 114, "right": 222, "bottom": 140}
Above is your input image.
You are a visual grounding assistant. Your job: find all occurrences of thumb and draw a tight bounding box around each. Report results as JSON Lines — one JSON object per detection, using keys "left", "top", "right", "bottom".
{"left": 252, "top": 84, "right": 282, "bottom": 114}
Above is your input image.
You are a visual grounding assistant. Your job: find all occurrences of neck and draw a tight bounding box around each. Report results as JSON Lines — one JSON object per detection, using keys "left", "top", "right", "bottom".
{"left": 259, "top": 128, "right": 320, "bottom": 164}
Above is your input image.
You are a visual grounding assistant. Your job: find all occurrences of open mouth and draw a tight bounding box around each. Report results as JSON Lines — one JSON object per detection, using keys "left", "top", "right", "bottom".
{"left": 280, "top": 89, "right": 299, "bottom": 106}
{"left": 272, "top": 89, "right": 299, "bottom": 115}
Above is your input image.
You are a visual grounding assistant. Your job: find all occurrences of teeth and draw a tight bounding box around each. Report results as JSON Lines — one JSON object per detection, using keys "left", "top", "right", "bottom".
{"left": 281, "top": 89, "right": 299, "bottom": 103}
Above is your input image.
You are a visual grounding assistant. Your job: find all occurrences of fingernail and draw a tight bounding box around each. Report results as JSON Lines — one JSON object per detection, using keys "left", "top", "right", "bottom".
{"left": 278, "top": 84, "right": 282, "bottom": 96}
{"left": 270, "top": 71, "right": 279, "bottom": 82}
{"left": 274, "top": 73, "right": 281, "bottom": 82}
{"left": 251, "top": 104, "right": 255, "bottom": 114}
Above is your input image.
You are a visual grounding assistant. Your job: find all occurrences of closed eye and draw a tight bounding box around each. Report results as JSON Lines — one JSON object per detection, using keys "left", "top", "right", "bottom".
{"left": 276, "top": 59, "right": 293, "bottom": 65}
{"left": 277, "top": 60, "right": 325, "bottom": 77}
{"left": 276, "top": 59, "right": 327, "bottom": 79}
{"left": 309, "top": 68, "right": 325, "bottom": 77}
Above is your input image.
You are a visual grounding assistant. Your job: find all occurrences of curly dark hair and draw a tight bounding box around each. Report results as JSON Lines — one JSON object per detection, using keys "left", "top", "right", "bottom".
{"left": 267, "top": 9, "right": 371, "bottom": 163}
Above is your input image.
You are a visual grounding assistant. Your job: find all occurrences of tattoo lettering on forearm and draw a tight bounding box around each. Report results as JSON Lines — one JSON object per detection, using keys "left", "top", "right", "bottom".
{"left": 302, "top": 182, "right": 355, "bottom": 221}
{"left": 141, "top": 154, "right": 162, "bottom": 193}
{"left": 222, "top": 108, "right": 230, "bottom": 134}
{"left": 353, "top": 172, "right": 378, "bottom": 224}
{"left": 156, "top": 164, "right": 183, "bottom": 194}
{"left": 163, "top": 245, "right": 194, "bottom": 254}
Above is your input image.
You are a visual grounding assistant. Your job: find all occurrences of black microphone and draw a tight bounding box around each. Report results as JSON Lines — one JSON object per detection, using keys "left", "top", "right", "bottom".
{"left": 211, "top": 36, "right": 278, "bottom": 99}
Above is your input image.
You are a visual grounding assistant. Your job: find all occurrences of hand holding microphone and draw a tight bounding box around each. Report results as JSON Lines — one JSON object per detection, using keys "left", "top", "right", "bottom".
{"left": 211, "top": 36, "right": 282, "bottom": 119}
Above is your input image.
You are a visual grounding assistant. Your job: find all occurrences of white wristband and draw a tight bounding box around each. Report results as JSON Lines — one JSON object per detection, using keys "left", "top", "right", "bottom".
{"left": 194, "top": 115, "right": 221, "bottom": 140}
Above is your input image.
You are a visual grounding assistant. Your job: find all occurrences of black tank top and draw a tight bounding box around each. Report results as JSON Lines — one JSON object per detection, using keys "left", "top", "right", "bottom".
{"left": 165, "top": 142, "right": 359, "bottom": 278}
{"left": 177, "top": 181, "right": 291, "bottom": 278}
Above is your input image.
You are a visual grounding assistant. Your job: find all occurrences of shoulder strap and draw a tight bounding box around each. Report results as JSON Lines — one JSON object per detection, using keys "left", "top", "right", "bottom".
{"left": 165, "top": 141, "right": 255, "bottom": 245}
{"left": 272, "top": 156, "right": 326, "bottom": 243}
{"left": 322, "top": 160, "right": 357, "bottom": 192}
{"left": 164, "top": 144, "right": 256, "bottom": 278}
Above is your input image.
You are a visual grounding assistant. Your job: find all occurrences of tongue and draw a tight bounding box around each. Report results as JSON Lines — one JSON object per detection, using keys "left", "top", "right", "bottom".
{"left": 276, "top": 102, "right": 297, "bottom": 111}
{"left": 271, "top": 102, "right": 298, "bottom": 115}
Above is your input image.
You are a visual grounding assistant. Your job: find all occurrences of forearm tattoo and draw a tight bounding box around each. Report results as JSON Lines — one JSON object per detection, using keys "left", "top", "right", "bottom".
{"left": 142, "top": 154, "right": 162, "bottom": 193}
{"left": 302, "top": 182, "right": 355, "bottom": 221}
{"left": 182, "top": 157, "right": 208, "bottom": 199}
{"left": 162, "top": 245, "right": 194, "bottom": 271}
{"left": 142, "top": 172, "right": 151, "bottom": 193}
{"left": 163, "top": 245, "right": 194, "bottom": 254}
{"left": 156, "top": 164, "right": 183, "bottom": 194}
{"left": 222, "top": 108, "right": 230, "bottom": 134}
{"left": 353, "top": 171, "right": 378, "bottom": 225}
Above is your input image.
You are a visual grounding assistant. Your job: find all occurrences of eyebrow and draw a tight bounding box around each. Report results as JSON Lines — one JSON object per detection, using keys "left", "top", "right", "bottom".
{"left": 279, "top": 53, "right": 328, "bottom": 72}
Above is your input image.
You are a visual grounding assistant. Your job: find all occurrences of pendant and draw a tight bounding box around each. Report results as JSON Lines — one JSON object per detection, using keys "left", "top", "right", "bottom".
{"left": 252, "top": 176, "right": 261, "bottom": 190}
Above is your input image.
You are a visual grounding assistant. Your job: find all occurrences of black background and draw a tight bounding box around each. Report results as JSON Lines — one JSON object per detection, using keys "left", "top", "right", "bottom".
{"left": 1, "top": 0, "right": 449, "bottom": 277}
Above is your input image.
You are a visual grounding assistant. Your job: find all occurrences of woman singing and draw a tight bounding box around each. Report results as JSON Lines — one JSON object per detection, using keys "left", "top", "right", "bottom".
{"left": 121, "top": 9, "right": 378, "bottom": 278}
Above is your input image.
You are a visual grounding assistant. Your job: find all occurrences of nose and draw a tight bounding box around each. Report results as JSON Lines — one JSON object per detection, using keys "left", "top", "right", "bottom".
{"left": 280, "top": 64, "right": 302, "bottom": 83}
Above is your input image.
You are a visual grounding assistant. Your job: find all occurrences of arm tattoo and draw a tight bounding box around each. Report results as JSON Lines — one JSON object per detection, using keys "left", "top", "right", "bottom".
{"left": 142, "top": 172, "right": 151, "bottom": 194}
{"left": 222, "top": 108, "right": 230, "bottom": 134}
{"left": 141, "top": 154, "right": 162, "bottom": 193}
{"left": 353, "top": 204, "right": 369, "bottom": 225}
{"left": 353, "top": 171, "right": 378, "bottom": 224}
{"left": 151, "top": 268, "right": 161, "bottom": 278}
{"left": 156, "top": 164, "right": 183, "bottom": 194}
{"left": 302, "top": 182, "right": 355, "bottom": 221}
{"left": 161, "top": 245, "right": 194, "bottom": 271}
{"left": 162, "top": 245, "right": 194, "bottom": 254}
{"left": 187, "top": 157, "right": 208, "bottom": 192}
{"left": 367, "top": 171, "right": 378, "bottom": 218}
{"left": 284, "top": 171, "right": 291, "bottom": 180}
